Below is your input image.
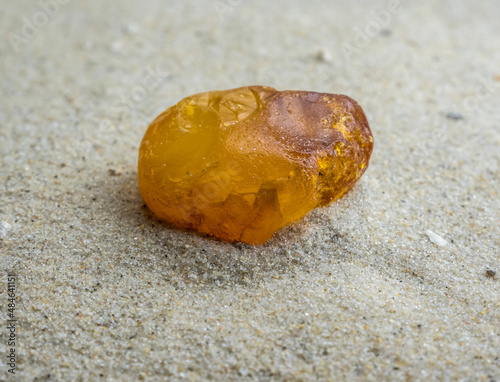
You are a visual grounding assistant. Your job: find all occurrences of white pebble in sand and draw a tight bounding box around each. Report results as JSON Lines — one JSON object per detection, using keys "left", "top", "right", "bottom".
{"left": 426, "top": 230, "right": 448, "bottom": 247}
{"left": 0, "top": 221, "right": 12, "bottom": 239}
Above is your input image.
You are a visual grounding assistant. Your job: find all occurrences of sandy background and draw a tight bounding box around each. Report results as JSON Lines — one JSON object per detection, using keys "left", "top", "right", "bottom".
{"left": 1, "top": 0, "right": 499, "bottom": 381}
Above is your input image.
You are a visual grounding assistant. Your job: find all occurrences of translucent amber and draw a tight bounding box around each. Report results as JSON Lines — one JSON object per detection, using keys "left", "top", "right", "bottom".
{"left": 138, "top": 86, "right": 373, "bottom": 244}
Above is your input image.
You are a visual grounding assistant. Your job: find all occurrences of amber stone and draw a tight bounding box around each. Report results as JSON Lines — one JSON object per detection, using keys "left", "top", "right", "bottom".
{"left": 138, "top": 86, "right": 373, "bottom": 244}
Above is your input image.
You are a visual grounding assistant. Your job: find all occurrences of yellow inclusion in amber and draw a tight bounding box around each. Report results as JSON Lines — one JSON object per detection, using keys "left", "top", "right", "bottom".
{"left": 138, "top": 86, "right": 373, "bottom": 244}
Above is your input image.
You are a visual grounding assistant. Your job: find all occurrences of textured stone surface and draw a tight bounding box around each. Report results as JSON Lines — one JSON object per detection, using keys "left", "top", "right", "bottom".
{"left": 139, "top": 86, "right": 373, "bottom": 244}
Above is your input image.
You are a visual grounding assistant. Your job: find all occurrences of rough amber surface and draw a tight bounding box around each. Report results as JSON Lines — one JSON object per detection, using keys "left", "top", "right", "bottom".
{"left": 138, "top": 86, "right": 373, "bottom": 244}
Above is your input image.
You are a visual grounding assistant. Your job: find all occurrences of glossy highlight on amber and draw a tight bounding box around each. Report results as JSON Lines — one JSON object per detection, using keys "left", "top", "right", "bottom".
{"left": 138, "top": 86, "right": 373, "bottom": 244}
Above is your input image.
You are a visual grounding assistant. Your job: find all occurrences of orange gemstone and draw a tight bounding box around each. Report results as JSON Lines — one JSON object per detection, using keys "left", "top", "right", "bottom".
{"left": 138, "top": 86, "right": 373, "bottom": 244}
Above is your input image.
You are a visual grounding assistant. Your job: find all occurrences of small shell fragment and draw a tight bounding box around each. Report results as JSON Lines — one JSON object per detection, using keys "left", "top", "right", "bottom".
{"left": 426, "top": 230, "right": 448, "bottom": 247}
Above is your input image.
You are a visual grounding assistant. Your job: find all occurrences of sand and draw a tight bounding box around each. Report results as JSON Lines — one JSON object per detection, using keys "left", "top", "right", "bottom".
{"left": 0, "top": 0, "right": 499, "bottom": 380}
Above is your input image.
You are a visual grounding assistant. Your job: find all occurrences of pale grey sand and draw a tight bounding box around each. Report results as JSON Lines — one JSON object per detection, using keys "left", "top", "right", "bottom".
{"left": 1, "top": 0, "right": 499, "bottom": 381}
